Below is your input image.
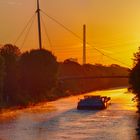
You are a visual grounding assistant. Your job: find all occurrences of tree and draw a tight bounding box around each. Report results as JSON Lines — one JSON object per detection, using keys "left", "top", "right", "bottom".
{"left": 129, "top": 47, "right": 140, "bottom": 95}
{"left": 0, "top": 44, "right": 21, "bottom": 105}
{"left": 0, "top": 56, "right": 5, "bottom": 106}
{"left": 18, "top": 49, "right": 58, "bottom": 103}
{"left": 129, "top": 47, "right": 140, "bottom": 136}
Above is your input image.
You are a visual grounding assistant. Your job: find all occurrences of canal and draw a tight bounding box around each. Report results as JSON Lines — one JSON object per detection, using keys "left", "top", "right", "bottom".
{"left": 0, "top": 88, "right": 138, "bottom": 140}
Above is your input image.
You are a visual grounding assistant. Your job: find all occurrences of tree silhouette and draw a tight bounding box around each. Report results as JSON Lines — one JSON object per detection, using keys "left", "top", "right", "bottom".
{"left": 0, "top": 44, "right": 21, "bottom": 105}
{"left": 129, "top": 47, "right": 140, "bottom": 95}
{"left": 18, "top": 49, "right": 58, "bottom": 104}
{"left": 0, "top": 56, "right": 5, "bottom": 106}
{"left": 129, "top": 47, "right": 140, "bottom": 137}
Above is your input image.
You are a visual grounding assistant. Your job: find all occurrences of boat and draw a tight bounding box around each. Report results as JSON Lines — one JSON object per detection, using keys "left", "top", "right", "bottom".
{"left": 77, "top": 95, "right": 111, "bottom": 110}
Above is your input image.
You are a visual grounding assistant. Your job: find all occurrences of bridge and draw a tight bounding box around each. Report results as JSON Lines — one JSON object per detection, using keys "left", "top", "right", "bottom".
{"left": 58, "top": 75, "right": 129, "bottom": 81}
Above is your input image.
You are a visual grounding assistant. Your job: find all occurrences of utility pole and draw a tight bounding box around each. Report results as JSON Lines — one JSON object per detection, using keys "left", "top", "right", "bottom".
{"left": 36, "top": 0, "right": 42, "bottom": 50}
{"left": 83, "top": 24, "right": 86, "bottom": 65}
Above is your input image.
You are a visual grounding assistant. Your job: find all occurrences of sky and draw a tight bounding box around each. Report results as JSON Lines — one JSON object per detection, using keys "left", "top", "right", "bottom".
{"left": 0, "top": 0, "right": 140, "bottom": 67}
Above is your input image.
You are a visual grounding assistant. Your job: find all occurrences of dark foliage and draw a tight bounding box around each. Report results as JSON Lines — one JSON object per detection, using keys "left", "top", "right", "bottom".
{"left": 0, "top": 44, "right": 20, "bottom": 105}
{"left": 0, "top": 44, "right": 129, "bottom": 108}
{"left": 0, "top": 56, "right": 5, "bottom": 106}
{"left": 129, "top": 47, "right": 140, "bottom": 95}
{"left": 18, "top": 49, "right": 58, "bottom": 104}
{"left": 129, "top": 47, "right": 140, "bottom": 137}
{"left": 59, "top": 60, "right": 129, "bottom": 94}
{"left": 0, "top": 46, "right": 58, "bottom": 106}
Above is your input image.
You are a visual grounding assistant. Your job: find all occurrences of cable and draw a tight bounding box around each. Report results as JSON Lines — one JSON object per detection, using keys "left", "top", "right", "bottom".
{"left": 41, "top": 10, "right": 131, "bottom": 67}
{"left": 40, "top": 15, "right": 53, "bottom": 49}
{"left": 41, "top": 10, "right": 82, "bottom": 40}
{"left": 14, "top": 10, "right": 131, "bottom": 67}
{"left": 14, "top": 13, "right": 36, "bottom": 45}
{"left": 20, "top": 14, "right": 36, "bottom": 49}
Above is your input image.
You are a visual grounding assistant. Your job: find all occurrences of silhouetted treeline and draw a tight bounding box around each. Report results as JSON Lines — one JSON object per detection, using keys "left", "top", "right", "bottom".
{"left": 0, "top": 44, "right": 58, "bottom": 107}
{"left": 58, "top": 59, "right": 129, "bottom": 95}
{"left": 129, "top": 47, "right": 140, "bottom": 137}
{"left": 0, "top": 44, "right": 129, "bottom": 108}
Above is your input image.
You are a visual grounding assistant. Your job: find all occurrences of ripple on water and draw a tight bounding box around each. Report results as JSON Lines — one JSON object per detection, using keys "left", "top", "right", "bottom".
{"left": 0, "top": 88, "right": 138, "bottom": 140}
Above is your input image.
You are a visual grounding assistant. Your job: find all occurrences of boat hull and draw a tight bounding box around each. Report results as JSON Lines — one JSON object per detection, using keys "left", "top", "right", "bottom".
{"left": 77, "top": 95, "right": 110, "bottom": 110}
{"left": 77, "top": 106, "right": 106, "bottom": 110}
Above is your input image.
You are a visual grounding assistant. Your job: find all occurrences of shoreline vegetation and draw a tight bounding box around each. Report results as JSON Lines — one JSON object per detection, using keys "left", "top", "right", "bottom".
{"left": 129, "top": 47, "right": 140, "bottom": 137}
{"left": 0, "top": 44, "right": 129, "bottom": 110}
{"left": 0, "top": 86, "right": 128, "bottom": 115}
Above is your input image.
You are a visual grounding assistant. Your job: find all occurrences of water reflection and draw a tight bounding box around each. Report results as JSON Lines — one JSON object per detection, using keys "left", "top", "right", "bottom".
{"left": 0, "top": 88, "right": 138, "bottom": 140}
{"left": 35, "top": 110, "right": 100, "bottom": 140}
{"left": 136, "top": 102, "right": 140, "bottom": 139}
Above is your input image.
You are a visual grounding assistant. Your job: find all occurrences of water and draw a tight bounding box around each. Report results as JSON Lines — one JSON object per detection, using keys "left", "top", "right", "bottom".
{"left": 0, "top": 88, "right": 138, "bottom": 140}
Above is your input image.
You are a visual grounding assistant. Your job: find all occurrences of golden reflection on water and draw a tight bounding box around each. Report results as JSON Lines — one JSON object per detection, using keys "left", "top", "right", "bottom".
{"left": 0, "top": 88, "right": 137, "bottom": 122}
{"left": 0, "top": 109, "right": 20, "bottom": 122}
{"left": 88, "top": 88, "right": 137, "bottom": 111}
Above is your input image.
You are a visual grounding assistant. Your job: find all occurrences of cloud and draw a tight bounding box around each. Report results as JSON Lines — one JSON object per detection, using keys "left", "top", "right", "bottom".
{"left": 0, "top": 0, "right": 22, "bottom": 6}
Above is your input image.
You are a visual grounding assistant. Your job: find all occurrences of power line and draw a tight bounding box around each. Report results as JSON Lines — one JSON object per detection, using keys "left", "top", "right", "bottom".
{"left": 14, "top": 13, "right": 36, "bottom": 45}
{"left": 40, "top": 15, "right": 53, "bottom": 49}
{"left": 14, "top": 9, "right": 131, "bottom": 67}
{"left": 41, "top": 10, "right": 82, "bottom": 40}
{"left": 90, "top": 41, "right": 140, "bottom": 50}
{"left": 40, "top": 10, "right": 130, "bottom": 67}
{"left": 20, "top": 14, "right": 36, "bottom": 49}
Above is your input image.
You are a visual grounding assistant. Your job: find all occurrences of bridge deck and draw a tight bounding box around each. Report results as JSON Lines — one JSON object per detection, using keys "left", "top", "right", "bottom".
{"left": 58, "top": 76, "right": 129, "bottom": 80}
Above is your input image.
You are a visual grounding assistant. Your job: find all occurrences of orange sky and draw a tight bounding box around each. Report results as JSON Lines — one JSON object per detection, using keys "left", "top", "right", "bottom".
{"left": 0, "top": 0, "right": 140, "bottom": 67}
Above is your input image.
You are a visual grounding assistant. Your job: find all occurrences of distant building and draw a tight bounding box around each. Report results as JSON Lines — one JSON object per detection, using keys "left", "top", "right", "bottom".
{"left": 65, "top": 58, "right": 78, "bottom": 63}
